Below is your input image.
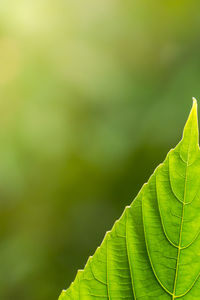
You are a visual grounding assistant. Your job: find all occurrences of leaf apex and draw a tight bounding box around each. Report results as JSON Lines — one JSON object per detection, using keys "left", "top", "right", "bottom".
{"left": 192, "top": 96, "right": 197, "bottom": 103}
{"left": 180, "top": 98, "right": 199, "bottom": 163}
{"left": 183, "top": 97, "right": 198, "bottom": 136}
{"left": 192, "top": 96, "right": 197, "bottom": 111}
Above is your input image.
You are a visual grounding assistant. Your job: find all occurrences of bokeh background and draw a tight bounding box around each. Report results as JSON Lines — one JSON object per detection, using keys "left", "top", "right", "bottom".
{"left": 1, "top": 1, "right": 200, "bottom": 299}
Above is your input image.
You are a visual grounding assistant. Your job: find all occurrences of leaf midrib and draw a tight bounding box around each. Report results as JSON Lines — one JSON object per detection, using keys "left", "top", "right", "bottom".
{"left": 172, "top": 135, "right": 192, "bottom": 299}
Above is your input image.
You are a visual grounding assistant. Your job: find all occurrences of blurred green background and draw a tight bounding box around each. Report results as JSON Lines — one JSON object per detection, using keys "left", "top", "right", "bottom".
{"left": 1, "top": 1, "right": 200, "bottom": 299}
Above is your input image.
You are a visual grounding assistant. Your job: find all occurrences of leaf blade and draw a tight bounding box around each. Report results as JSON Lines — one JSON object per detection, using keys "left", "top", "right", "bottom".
{"left": 59, "top": 99, "right": 200, "bottom": 299}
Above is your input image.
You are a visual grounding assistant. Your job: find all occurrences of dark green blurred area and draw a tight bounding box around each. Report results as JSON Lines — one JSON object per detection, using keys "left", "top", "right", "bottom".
{"left": 1, "top": 1, "right": 200, "bottom": 299}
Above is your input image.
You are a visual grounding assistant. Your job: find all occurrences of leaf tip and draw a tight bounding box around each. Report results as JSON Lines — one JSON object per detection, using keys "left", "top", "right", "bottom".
{"left": 192, "top": 96, "right": 197, "bottom": 110}
{"left": 184, "top": 97, "right": 198, "bottom": 134}
{"left": 180, "top": 98, "right": 199, "bottom": 163}
{"left": 189, "top": 97, "right": 198, "bottom": 125}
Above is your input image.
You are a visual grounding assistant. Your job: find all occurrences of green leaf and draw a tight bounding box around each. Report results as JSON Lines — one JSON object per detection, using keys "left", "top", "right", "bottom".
{"left": 59, "top": 98, "right": 200, "bottom": 299}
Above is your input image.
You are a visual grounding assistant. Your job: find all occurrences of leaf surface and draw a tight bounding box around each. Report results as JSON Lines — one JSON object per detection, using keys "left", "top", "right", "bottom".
{"left": 59, "top": 99, "right": 200, "bottom": 299}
